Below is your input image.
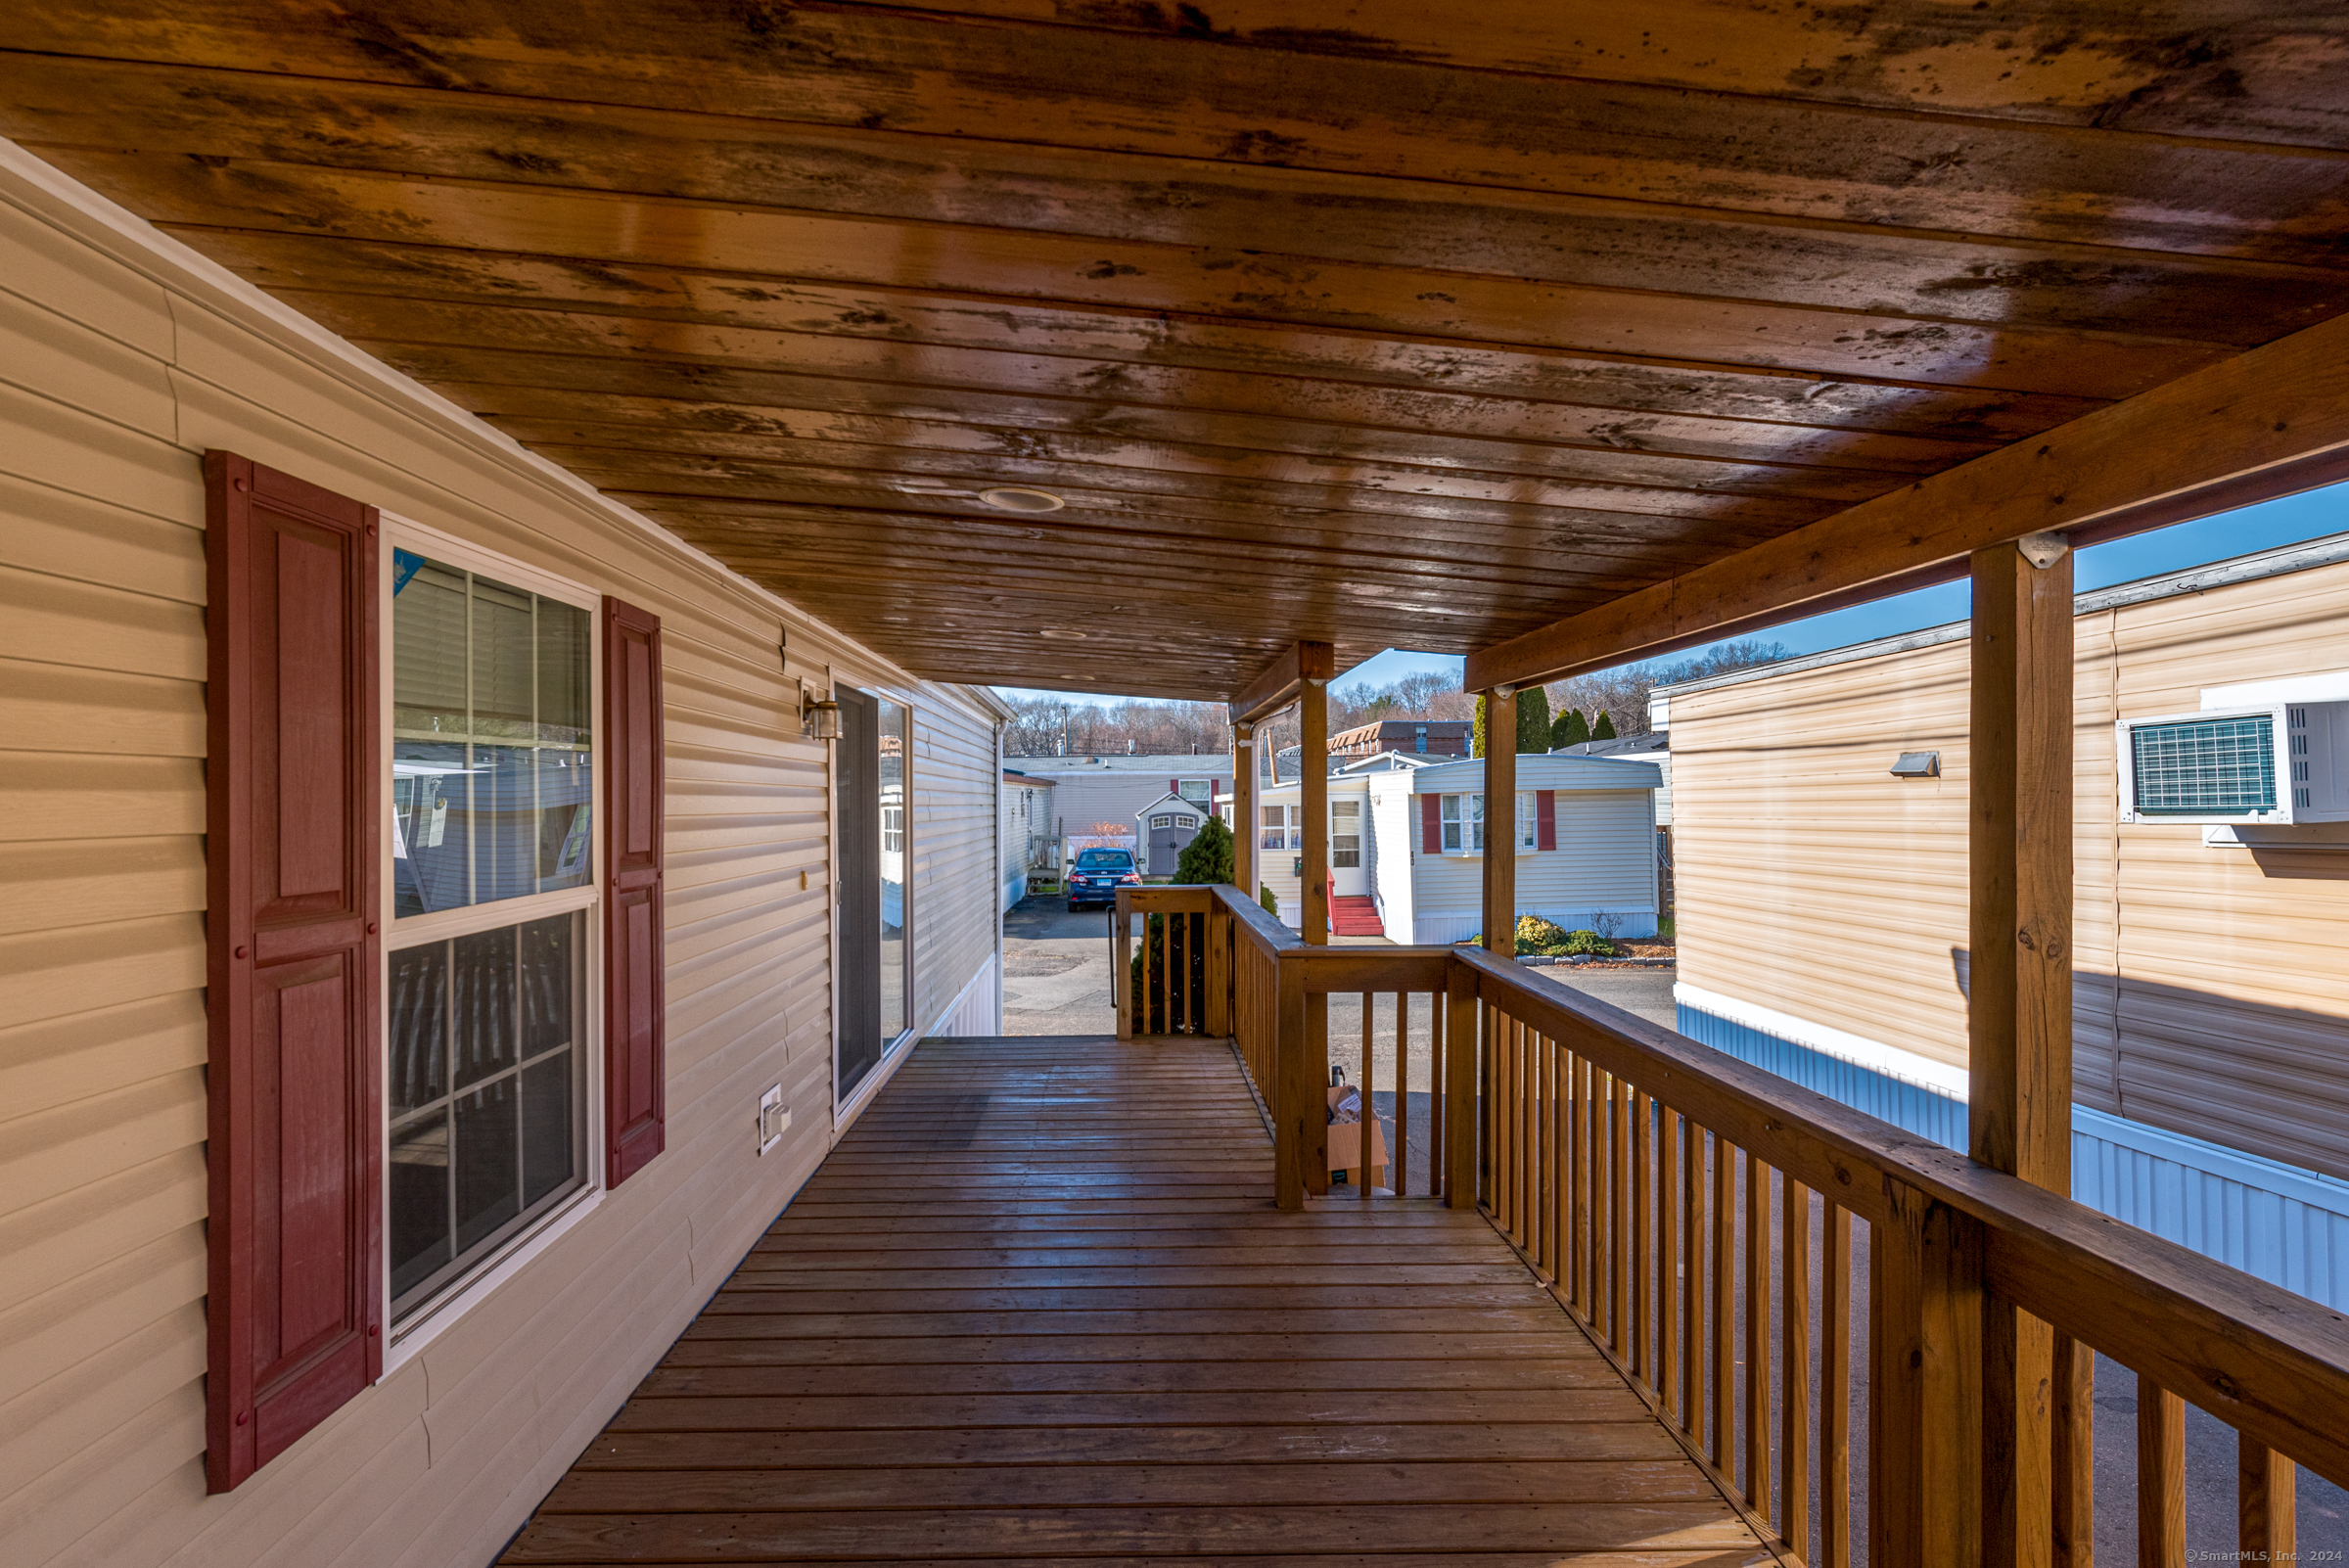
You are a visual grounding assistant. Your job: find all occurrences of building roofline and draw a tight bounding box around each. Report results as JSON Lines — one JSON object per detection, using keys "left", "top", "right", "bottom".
{"left": 1653, "top": 528, "right": 2349, "bottom": 702}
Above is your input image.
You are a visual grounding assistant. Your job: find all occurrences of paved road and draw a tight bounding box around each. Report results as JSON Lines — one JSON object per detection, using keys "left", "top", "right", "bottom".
{"left": 1000, "top": 894, "right": 1121, "bottom": 1036}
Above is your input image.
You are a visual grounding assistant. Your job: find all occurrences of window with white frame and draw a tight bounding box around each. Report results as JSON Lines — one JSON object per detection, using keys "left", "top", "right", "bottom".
{"left": 387, "top": 543, "right": 595, "bottom": 1326}
{"left": 1177, "top": 778, "right": 1214, "bottom": 807}
{"left": 1151, "top": 813, "right": 1175, "bottom": 829}
{"left": 1261, "top": 804, "right": 1293, "bottom": 851}
{"left": 1517, "top": 790, "right": 1538, "bottom": 849}
{"left": 1440, "top": 793, "right": 1484, "bottom": 852}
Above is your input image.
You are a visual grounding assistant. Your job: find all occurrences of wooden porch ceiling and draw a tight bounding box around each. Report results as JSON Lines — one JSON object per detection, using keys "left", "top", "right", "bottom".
{"left": 7, "top": 3, "right": 2349, "bottom": 699}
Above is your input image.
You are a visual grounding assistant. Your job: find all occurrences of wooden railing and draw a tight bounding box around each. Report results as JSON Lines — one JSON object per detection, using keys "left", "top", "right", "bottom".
{"left": 1117, "top": 885, "right": 2349, "bottom": 1566}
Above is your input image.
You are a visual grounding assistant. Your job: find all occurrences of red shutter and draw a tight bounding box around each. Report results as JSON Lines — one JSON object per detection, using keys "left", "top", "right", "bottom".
{"left": 1420, "top": 793, "right": 1441, "bottom": 853}
{"left": 204, "top": 451, "right": 381, "bottom": 1493}
{"left": 1537, "top": 790, "right": 1557, "bottom": 852}
{"left": 1170, "top": 777, "right": 1180, "bottom": 797}
{"left": 604, "top": 597, "right": 667, "bottom": 1186}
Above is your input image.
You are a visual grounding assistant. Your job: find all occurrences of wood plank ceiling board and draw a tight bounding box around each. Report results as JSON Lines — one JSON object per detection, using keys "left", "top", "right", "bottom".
{"left": 5, "top": 1, "right": 2348, "bottom": 699}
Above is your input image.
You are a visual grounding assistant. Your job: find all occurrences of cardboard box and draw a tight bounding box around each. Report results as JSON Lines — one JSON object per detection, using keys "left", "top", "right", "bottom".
{"left": 1326, "top": 1086, "right": 1391, "bottom": 1188}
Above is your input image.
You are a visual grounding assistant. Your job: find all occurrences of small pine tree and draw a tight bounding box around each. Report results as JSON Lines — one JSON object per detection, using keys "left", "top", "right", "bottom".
{"left": 1515, "top": 685, "right": 1550, "bottom": 754}
{"left": 1475, "top": 691, "right": 1552, "bottom": 757}
{"left": 1551, "top": 708, "right": 1590, "bottom": 751}
{"left": 1174, "top": 814, "right": 1233, "bottom": 886}
{"left": 1591, "top": 711, "right": 1617, "bottom": 740}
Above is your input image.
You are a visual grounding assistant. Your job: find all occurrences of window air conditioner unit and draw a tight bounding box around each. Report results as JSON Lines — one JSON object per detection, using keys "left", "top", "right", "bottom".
{"left": 2116, "top": 702, "right": 2349, "bottom": 825}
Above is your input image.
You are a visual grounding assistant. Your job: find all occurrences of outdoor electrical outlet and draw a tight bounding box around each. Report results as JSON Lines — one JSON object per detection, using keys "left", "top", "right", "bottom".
{"left": 758, "top": 1084, "right": 788, "bottom": 1154}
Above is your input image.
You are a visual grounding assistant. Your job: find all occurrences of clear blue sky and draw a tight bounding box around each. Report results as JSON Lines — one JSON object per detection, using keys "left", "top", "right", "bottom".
{"left": 996, "top": 485, "right": 2349, "bottom": 707}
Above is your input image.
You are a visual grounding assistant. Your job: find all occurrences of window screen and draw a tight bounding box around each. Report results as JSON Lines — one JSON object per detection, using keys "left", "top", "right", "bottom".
{"left": 2131, "top": 715, "right": 2276, "bottom": 815}
{"left": 392, "top": 552, "right": 593, "bottom": 917}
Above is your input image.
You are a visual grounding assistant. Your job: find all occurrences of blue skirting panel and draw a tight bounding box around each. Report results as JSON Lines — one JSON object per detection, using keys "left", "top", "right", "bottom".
{"left": 1678, "top": 1002, "right": 2349, "bottom": 1314}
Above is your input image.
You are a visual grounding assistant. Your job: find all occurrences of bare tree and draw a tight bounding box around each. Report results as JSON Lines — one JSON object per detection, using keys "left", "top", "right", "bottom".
{"left": 1544, "top": 638, "right": 1789, "bottom": 738}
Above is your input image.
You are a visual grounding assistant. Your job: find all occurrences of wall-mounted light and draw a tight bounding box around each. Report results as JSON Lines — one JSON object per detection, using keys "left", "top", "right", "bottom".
{"left": 804, "top": 695, "right": 841, "bottom": 742}
{"left": 1890, "top": 751, "right": 1941, "bottom": 778}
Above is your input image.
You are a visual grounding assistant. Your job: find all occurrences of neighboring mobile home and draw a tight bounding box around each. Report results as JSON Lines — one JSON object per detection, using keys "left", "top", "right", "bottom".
{"left": 0, "top": 152, "right": 1008, "bottom": 1566}
{"left": 1005, "top": 755, "right": 1231, "bottom": 849}
{"left": 1250, "top": 755, "right": 1662, "bottom": 941}
{"left": 1660, "top": 530, "right": 2349, "bottom": 1307}
{"left": 1000, "top": 768, "right": 1054, "bottom": 905}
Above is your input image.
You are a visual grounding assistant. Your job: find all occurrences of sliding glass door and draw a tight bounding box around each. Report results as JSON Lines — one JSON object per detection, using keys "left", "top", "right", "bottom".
{"left": 836, "top": 687, "right": 911, "bottom": 1102}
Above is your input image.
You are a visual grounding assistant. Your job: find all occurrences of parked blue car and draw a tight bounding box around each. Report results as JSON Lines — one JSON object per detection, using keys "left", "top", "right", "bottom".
{"left": 1065, "top": 848, "right": 1140, "bottom": 911}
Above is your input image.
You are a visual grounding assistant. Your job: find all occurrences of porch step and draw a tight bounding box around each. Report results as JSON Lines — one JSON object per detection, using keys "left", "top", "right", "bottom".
{"left": 1331, "top": 895, "right": 1385, "bottom": 937}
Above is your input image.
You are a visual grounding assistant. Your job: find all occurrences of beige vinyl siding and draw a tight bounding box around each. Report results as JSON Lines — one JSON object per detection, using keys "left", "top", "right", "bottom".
{"left": 907, "top": 685, "right": 1003, "bottom": 1037}
{"left": 1671, "top": 553, "right": 2349, "bottom": 1177}
{"left": 0, "top": 154, "right": 990, "bottom": 1568}
{"left": 1671, "top": 640, "right": 1977, "bottom": 1078}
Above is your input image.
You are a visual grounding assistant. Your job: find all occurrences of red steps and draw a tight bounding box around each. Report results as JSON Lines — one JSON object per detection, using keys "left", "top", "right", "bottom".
{"left": 1331, "top": 896, "right": 1385, "bottom": 938}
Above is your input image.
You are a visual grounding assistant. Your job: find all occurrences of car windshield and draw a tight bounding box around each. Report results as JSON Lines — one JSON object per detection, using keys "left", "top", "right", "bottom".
{"left": 1075, "top": 850, "right": 1132, "bottom": 870}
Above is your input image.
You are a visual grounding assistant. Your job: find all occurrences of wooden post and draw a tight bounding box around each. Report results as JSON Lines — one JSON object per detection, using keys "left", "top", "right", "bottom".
{"left": 1234, "top": 721, "right": 1259, "bottom": 905}
{"left": 1482, "top": 687, "right": 1518, "bottom": 956}
{"left": 1273, "top": 951, "right": 1310, "bottom": 1211}
{"left": 1444, "top": 958, "right": 1480, "bottom": 1209}
{"left": 1205, "top": 903, "right": 1230, "bottom": 1038}
{"left": 1301, "top": 680, "right": 1329, "bottom": 945}
{"left": 1972, "top": 531, "right": 2074, "bottom": 1568}
{"left": 1114, "top": 894, "right": 1132, "bottom": 1041}
{"left": 1870, "top": 1177, "right": 1985, "bottom": 1568}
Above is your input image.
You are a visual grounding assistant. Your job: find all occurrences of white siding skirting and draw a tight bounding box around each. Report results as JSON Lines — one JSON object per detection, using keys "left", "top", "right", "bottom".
{"left": 930, "top": 952, "right": 1001, "bottom": 1038}
{"left": 1675, "top": 982, "right": 2349, "bottom": 1314}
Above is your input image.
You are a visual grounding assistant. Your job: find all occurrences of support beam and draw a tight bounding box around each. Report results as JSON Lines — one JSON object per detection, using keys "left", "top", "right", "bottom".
{"left": 1969, "top": 531, "right": 2075, "bottom": 1192}
{"left": 1300, "top": 678, "right": 1329, "bottom": 945}
{"left": 1481, "top": 689, "right": 1518, "bottom": 957}
{"left": 1231, "top": 640, "right": 1335, "bottom": 728}
{"left": 1971, "top": 531, "right": 2074, "bottom": 1568}
{"left": 1233, "top": 720, "right": 1259, "bottom": 905}
{"left": 1464, "top": 310, "right": 2349, "bottom": 693}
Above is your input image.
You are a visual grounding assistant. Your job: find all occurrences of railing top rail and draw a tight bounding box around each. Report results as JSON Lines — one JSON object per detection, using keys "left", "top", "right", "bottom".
{"left": 1447, "top": 943, "right": 2349, "bottom": 1491}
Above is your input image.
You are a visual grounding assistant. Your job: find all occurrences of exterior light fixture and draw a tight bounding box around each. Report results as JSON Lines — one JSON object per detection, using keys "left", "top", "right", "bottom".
{"left": 802, "top": 684, "right": 841, "bottom": 741}
{"left": 1890, "top": 751, "right": 1941, "bottom": 778}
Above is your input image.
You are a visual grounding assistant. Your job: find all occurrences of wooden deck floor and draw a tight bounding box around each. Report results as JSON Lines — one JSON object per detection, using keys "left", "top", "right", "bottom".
{"left": 501, "top": 1038, "right": 1769, "bottom": 1566}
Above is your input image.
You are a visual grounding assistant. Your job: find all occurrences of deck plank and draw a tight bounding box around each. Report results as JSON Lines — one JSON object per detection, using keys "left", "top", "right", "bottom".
{"left": 500, "top": 1038, "right": 1765, "bottom": 1565}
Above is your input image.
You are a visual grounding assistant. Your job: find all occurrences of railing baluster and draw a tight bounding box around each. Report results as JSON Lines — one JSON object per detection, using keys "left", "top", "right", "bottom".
{"left": 1745, "top": 1152, "right": 1771, "bottom": 1512}
{"left": 1418, "top": 991, "right": 1437, "bottom": 1201}
{"left": 1633, "top": 1087, "right": 1652, "bottom": 1385}
{"left": 2140, "top": 1381, "right": 2186, "bottom": 1568}
{"left": 1593, "top": 1069, "right": 1612, "bottom": 1341}
{"left": 1682, "top": 1117, "right": 1703, "bottom": 1440}
{"left": 1782, "top": 1174, "right": 1812, "bottom": 1557}
{"left": 2240, "top": 1443, "right": 2296, "bottom": 1564}
{"left": 1567, "top": 1050, "right": 1586, "bottom": 1312}
{"left": 1711, "top": 1131, "right": 1735, "bottom": 1474}
{"left": 1516, "top": 1017, "right": 1533, "bottom": 1247}
{"left": 1541, "top": 1033, "right": 1559, "bottom": 1276}
{"left": 1606, "top": 1080, "right": 1625, "bottom": 1360}
{"left": 1659, "top": 1106, "right": 1682, "bottom": 1425}
{"left": 1822, "top": 1202, "right": 1852, "bottom": 1568}
{"left": 1395, "top": 992, "right": 1408, "bottom": 1200}
{"left": 1360, "top": 990, "right": 1374, "bottom": 1202}
{"left": 2052, "top": 1330, "right": 2093, "bottom": 1568}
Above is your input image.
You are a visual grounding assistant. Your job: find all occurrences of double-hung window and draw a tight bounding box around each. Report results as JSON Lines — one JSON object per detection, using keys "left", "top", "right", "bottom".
{"left": 1440, "top": 793, "right": 1484, "bottom": 852}
{"left": 1261, "top": 804, "right": 1295, "bottom": 851}
{"left": 387, "top": 539, "right": 597, "bottom": 1329}
{"left": 1177, "top": 778, "right": 1214, "bottom": 807}
{"left": 1516, "top": 790, "right": 1538, "bottom": 850}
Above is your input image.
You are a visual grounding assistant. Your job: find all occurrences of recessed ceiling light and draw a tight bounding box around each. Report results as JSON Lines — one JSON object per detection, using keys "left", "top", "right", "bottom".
{"left": 979, "top": 486, "right": 1065, "bottom": 513}
{"left": 1037, "top": 627, "right": 1088, "bottom": 640}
